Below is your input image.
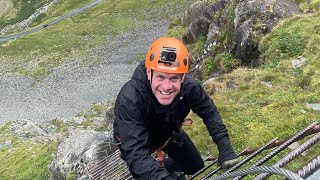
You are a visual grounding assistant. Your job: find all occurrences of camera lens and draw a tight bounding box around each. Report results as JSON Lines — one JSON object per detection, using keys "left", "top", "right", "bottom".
{"left": 167, "top": 52, "right": 176, "bottom": 62}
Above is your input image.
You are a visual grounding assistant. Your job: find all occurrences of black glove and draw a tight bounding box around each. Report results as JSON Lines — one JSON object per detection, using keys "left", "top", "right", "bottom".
{"left": 216, "top": 136, "right": 238, "bottom": 170}
{"left": 220, "top": 158, "right": 239, "bottom": 171}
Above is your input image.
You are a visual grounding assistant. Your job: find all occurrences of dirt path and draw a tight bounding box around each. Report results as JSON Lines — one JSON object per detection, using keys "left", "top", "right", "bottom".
{"left": 0, "top": 19, "right": 169, "bottom": 125}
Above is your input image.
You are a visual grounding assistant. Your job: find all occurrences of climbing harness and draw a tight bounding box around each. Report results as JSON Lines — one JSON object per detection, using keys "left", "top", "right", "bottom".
{"left": 155, "top": 118, "right": 194, "bottom": 164}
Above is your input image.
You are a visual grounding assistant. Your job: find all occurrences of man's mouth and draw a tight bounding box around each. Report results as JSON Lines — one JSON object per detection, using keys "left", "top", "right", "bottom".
{"left": 160, "top": 91, "right": 172, "bottom": 95}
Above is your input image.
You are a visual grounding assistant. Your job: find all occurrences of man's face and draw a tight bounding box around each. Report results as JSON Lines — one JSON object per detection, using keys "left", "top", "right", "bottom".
{"left": 147, "top": 69, "right": 184, "bottom": 106}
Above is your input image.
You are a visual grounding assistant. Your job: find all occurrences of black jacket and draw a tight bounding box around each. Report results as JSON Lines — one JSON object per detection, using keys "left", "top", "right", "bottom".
{"left": 113, "top": 62, "right": 234, "bottom": 179}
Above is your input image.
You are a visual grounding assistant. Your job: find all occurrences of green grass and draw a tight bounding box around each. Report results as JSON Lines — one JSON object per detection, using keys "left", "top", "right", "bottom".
{"left": 165, "top": 17, "right": 187, "bottom": 38}
{"left": 259, "top": 14, "right": 320, "bottom": 68}
{"left": 0, "top": 121, "right": 57, "bottom": 179}
{"left": 203, "top": 52, "right": 240, "bottom": 76}
{"left": 0, "top": 140, "right": 57, "bottom": 179}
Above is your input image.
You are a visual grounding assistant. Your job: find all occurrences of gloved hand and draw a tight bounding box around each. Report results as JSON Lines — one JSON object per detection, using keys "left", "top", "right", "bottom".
{"left": 216, "top": 136, "right": 238, "bottom": 171}
{"left": 165, "top": 171, "right": 187, "bottom": 180}
{"left": 220, "top": 158, "right": 239, "bottom": 171}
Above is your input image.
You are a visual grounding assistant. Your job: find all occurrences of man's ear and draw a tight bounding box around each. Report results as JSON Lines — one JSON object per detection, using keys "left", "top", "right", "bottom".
{"left": 181, "top": 74, "right": 185, "bottom": 83}
{"left": 146, "top": 68, "right": 152, "bottom": 80}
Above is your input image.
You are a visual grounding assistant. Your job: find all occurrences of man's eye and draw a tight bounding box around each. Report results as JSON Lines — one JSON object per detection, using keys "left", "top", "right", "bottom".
{"left": 170, "top": 77, "right": 180, "bottom": 82}
{"left": 157, "top": 76, "right": 164, "bottom": 80}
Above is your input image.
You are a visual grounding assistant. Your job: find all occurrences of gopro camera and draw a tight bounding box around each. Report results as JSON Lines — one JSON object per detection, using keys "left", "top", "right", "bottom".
{"left": 160, "top": 47, "right": 177, "bottom": 64}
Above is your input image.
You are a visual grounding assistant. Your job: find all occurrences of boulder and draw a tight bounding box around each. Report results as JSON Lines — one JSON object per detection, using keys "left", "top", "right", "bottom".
{"left": 48, "top": 127, "right": 111, "bottom": 179}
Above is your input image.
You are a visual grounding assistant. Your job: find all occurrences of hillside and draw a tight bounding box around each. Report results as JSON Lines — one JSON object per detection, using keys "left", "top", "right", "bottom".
{"left": 0, "top": 0, "right": 50, "bottom": 30}
{"left": 0, "top": 0, "right": 320, "bottom": 179}
{"left": 0, "top": 0, "right": 193, "bottom": 124}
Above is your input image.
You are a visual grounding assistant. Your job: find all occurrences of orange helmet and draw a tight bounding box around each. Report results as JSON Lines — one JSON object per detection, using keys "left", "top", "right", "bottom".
{"left": 145, "top": 37, "right": 189, "bottom": 74}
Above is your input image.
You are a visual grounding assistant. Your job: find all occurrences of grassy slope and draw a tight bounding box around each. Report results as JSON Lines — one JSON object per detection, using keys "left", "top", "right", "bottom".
{"left": 0, "top": 121, "right": 57, "bottom": 179}
{"left": 184, "top": 13, "right": 320, "bottom": 178}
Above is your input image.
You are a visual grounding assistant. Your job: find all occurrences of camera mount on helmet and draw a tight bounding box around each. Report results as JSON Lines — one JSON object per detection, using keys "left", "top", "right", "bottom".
{"left": 146, "top": 37, "right": 189, "bottom": 74}
{"left": 159, "top": 47, "right": 177, "bottom": 65}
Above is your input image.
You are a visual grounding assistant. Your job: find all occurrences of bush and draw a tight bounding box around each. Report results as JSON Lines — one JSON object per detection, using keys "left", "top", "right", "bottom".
{"left": 203, "top": 52, "right": 240, "bottom": 76}
{"left": 194, "top": 35, "right": 207, "bottom": 57}
{"left": 260, "top": 33, "right": 308, "bottom": 68}
{"left": 311, "top": 0, "right": 320, "bottom": 11}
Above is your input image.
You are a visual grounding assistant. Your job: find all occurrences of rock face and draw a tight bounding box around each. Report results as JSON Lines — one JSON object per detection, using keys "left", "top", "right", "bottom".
{"left": 181, "top": 0, "right": 230, "bottom": 44}
{"left": 181, "top": 0, "right": 302, "bottom": 79}
{"left": 232, "top": 0, "right": 301, "bottom": 66}
{"left": 48, "top": 127, "right": 110, "bottom": 179}
{"left": 48, "top": 104, "right": 117, "bottom": 179}
{"left": 181, "top": 0, "right": 215, "bottom": 44}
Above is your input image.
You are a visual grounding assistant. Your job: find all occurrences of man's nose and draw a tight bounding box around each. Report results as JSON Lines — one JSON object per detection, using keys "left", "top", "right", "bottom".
{"left": 162, "top": 78, "right": 172, "bottom": 90}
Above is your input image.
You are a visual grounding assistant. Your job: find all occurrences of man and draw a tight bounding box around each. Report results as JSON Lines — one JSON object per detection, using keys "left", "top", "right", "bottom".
{"left": 113, "top": 37, "right": 238, "bottom": 179}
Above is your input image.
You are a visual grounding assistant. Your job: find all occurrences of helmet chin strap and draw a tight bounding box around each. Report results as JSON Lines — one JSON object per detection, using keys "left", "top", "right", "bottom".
{"left": 150, "top": 69, "right": 154, "bottom": 85}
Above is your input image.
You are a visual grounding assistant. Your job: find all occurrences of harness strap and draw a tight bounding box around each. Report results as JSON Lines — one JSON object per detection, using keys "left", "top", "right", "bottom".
{"left": 181, "top": 118, "right": 193, "bottom": 127}
{"left": 156, "top": 118, "right": 193, "bottom": 163}
{"left": 156, "top": 135, "right": 172, "bottom": 163}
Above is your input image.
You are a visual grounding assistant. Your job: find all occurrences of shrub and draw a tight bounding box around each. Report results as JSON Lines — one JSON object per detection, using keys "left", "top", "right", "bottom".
{"left": 194, "top": 35, "right": 207, "bottom": 57}
{"left": 203, "top": 52, "right": 240, "bottom": 76}
{"left": 260, "top": 33, "right": 308, "bottom": 68}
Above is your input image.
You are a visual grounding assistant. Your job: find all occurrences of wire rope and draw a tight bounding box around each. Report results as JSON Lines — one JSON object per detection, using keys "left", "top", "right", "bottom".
{"left": 206, "top": 166, "right": 304, "bottom": 180}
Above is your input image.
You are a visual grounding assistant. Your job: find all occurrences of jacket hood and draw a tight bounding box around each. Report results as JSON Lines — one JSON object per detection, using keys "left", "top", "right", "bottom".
{"left": 131, "top": 61, "right": 153, "bottom": 97}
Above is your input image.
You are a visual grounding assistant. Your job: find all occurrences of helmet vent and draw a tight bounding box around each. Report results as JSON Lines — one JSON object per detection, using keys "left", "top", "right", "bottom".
{"left": 150, "top": 54, "right": 155, "bottom": 61}
{"left": 183, "top": 58, "right": 187, "bottom": 66}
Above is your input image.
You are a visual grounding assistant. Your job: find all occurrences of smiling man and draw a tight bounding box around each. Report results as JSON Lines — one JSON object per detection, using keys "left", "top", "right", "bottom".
{"left": 113, "top": 38, "right": 238, "bottom": 179}
{"left": 147, "top": 70, "right": 183, "bottom": 106}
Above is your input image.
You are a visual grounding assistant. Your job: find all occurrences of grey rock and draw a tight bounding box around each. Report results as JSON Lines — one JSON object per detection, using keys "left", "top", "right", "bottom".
{"left": 48, "top": 127, "right": 109, "bottom": 179}
{"left": 292, "top": 56, "right": 308, "bottom": 68}
{"left": 305, "top": 103, "right": 320, "bottom": 111}
{"left": 227, "top": 79, "right": 237, "bottom": 89}
{"left": 261, "top": 81, "right": 273, "bottom": 88}
{"left": 0, "top": 139, "right": 12, "bottom": 149}
{"left": 233, "top": 0, "right": 302, "bottom": 66}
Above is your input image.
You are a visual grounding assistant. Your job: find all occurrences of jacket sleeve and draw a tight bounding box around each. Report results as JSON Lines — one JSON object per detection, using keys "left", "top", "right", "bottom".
{"left": 189, "top": 81, "right": 237, "bottom": 163}
{"left": 114, "top": 87, "right": 171, "bottom": 180}
{"left": 189, "top": 81, "right": 227, "bottom": 142}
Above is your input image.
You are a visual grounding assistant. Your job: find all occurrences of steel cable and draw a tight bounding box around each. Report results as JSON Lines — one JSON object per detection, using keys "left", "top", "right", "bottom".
{"left": 254, "top": 132, "right": 320, "bottom": 179}
{"left": 297, "top": 155, "right": 320, "bottom": 179}
{"left": 233, "top": 122, "right": 318, "bottom": 180}
{"left": 206, "top": 166, "right": 304, "bottom": 180}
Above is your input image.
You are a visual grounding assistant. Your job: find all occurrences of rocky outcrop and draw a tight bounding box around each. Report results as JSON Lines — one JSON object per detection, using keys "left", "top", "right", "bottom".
{"left": 232, "top": 0, "right": 302, "bottom": 66}
{"left": 181, "top": 0, "right": 230, "bottom": 44}
{"left": 48, "top": 103, "right": 119, "bottom": 179}
{"left": 181, "top": 0, "right": 303, "bottom": 79}
{"left": 48, "top": 126, "right": 115, "bottom": 179}
{"left": 0, "top": 102, "right": 120, "bottom": 179}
